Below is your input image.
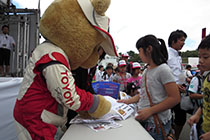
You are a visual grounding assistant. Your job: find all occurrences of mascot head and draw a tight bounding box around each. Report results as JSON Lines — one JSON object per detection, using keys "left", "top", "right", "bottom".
{"left": 39, "top": 0, "right": 118, "bottom": 70}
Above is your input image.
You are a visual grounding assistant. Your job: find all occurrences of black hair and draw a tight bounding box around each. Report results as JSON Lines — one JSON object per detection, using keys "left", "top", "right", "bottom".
{"left": 99, "top": 51, "right": 106, "bottom": 61}
{"left": 106, "top": 65, "right": 113, "bottom": 70}
{"left": 126, "top": 82, "right": 139, "bottom": 96}
{"left": 98, "top": 65, "right": 104, "bottom": 70}
{"left": 2, "top": 25, "right": 9, "bottom": 30}
{"left": 136, "top": 34, "right": 168, "bottom": 65}
{"left": 107, "top": 63, "right": 113, "bottom": 67}
{"left": 102, "top": 66, "right": 113, "bottom": 80}
{"left": 168, "top": 29, "right": 187, "bottom": 47}
{"left": 114, "top": 67, "right": 119, "bottom": 73}
{"left": 197, "top": 34, "right": 210, "bottom": 50}
{"left": 186, "top": 64, "right": 192, "bottom": 69}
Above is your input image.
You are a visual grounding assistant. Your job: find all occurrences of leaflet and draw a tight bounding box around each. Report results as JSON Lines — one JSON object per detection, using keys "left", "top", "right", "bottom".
{"left": 84, "top": 120, "right": 122, "bottom": 132}
{"left": 190, "top": 123, "right": 198, "bottom": 140}
{"left": 113, "top": 103, "right": 134, "bottom": 120}
{"left": 70, "top": 96, "right": 134, "bottom": 132}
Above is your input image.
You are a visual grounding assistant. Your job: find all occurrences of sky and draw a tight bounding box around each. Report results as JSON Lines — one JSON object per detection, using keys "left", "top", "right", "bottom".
{"left": 12, "top": 0, "right": 210, "bottom": 53}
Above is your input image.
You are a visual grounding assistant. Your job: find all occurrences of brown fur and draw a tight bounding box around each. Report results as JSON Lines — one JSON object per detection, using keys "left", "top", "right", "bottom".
{"left": 39, "top": 0, "right": 105, "bottom": 70}
{"left": 81, "top": 46, "right": 100, "bottom": 69}
{"left": 91, "top": 0, "right": 111, "bottom": 16}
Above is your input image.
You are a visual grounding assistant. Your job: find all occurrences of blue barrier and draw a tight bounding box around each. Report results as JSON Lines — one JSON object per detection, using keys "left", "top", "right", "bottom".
{"left": 92, "top": 81, "right": 120, "bottom": 99}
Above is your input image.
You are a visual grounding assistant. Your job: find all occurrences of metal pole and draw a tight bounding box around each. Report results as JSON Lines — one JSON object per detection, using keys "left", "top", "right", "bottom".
{"left": 24, "top": 16, "right": 30, "bottom": 74}
{"left": 16, "top": 20, "right": 20, "bottom": 76}
{"left": 22, "top": 16, "right": 27, "bottom": 76}
{"left": 7, "top": 0, "right": 10, "bottom": 8}
{"left": 37, "top": 0, "right": 41, "bottom": 45}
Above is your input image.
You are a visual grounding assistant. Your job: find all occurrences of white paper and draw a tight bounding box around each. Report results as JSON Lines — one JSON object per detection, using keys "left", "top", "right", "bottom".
{"left": 113, "top": 103, "right": 134, "bottom": 120}
{"left": 70, "top": 96, "right": 134, "bottom": 132}
{"left": 190, "top": 123, "right": 198, "bottom": 140}
{"left": 70, "top": 115, "right": 114, "bottom": 124}
{"left": 119, "top": 91, "right": 130, "bottom": 100}
{"left": 84, "top": 120, "right": 122, "bottom": 132}
{"left": 104, "top": 96, "right": 119, "bottom": 109}
{"left": 104, "top": 96, "right": 134, "bottom": 120}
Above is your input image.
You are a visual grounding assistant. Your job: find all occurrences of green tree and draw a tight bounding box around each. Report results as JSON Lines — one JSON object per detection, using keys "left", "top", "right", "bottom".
{"left": 181, "top": 50, "right": 198, "bottom": 63}
{"left": 119, "top": 50, "right": 198, "bottom": 64}
{"left": 181, "top": 50, "right": 198, "bottom": 57}
{"left": 127, "top": 51, "right": 141, "bottom": 63}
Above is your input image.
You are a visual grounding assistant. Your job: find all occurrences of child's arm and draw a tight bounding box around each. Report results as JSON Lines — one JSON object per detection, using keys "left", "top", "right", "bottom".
{"left": 112, "top": 74, "right": 118, "bottom": 83}
{"left": 136, "top": 82, "right": 180, "bottom": 121}
{"left": 118, "top": 94, "right": 140, "bottom": 104}
{"left": 187, "top": 107, "right": 202, "bottom": 127}
{"left": 189, "top": 93, "right": 203, "bottom": 99}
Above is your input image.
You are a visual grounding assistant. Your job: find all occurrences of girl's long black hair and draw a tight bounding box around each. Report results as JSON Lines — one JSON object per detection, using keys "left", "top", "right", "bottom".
{"left": 136, "top": 35, "right": 168, "bottom": 65}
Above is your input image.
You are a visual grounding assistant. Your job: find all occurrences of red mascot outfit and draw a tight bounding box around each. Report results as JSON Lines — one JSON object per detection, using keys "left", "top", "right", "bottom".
{"left": 13, "top": 0, "right": 118, "bottom": 139}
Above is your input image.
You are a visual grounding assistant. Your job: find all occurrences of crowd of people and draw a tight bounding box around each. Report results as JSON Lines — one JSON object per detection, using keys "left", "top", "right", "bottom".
{"left": 7, "top": 0, "right": 210, "bottom": 139}
{"left": 1, "top": 23, "right": 210, "bottom": 140}
{"left": 93, "top": 30, "right": 210, "bottom": 140}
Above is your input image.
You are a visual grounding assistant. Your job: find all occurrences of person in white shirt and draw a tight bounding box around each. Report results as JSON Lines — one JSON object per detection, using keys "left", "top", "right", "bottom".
{"left": 188, "top": 70, "right": 203, "bottom": 108}
{"left": 0, "top": 25, "right": 15, "bottom": 76}
{"left": 95, "top": 65, "right": 104, "bottom": 81}
{"left": 184, "top": 64, "right": 193, "bottom": 78}
{"left": 101, "top": 65, "right": 114, "bottom": 81}
{"left": 167, "top": 29, "right": 187, "bottom": 139}
{"left": 184, "top": 64, "right": 193, "bottom": 84}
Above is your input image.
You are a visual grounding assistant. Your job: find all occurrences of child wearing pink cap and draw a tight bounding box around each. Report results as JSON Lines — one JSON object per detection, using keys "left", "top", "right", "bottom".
{"left": 112, "top": 60, "right": 131, "bottom": 91}
{"left": 127, "top": 62, "right": 142, "bottom": 88}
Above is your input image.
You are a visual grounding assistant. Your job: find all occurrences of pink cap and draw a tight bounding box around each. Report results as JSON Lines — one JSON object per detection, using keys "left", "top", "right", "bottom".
{"left": 122, "top": 52, "right": 129, "bottom": 57}
{"left": 132, "top": 62, "right": 141, "bottom": 69}
{"left": 118, "top": 60, "right": 127, "bottom": 67}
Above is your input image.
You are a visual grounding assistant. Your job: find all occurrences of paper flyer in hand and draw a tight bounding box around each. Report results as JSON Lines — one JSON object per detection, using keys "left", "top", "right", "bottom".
{"left": 104, "top": 95, "right": 134, "bottom": 120}
{"left": 113, "top": 103, "right": 134, "bottom": 120}
{"left": 70, "top": 96, "right": 134, "bottom": 132}
{"left": 190, "top": 123, "right": 198, "bottom": 140}
{"left": 119, "top": 91, "right": 130, "bottom": 100}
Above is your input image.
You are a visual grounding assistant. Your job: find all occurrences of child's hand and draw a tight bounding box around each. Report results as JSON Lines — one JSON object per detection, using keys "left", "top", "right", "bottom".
{"left": 199, "top": 132, "right": 210, "bottom": 140}
{"left": 177, "top": 84, "right": 186, "bottom": 93}
{"left": 135, "top": 108, "right": 152, "bottom": 121}
{"left": 187, "top": 114, "right": 200, "bottom": 127}
{"left": 117, "top": 99, "right": 129, "bottom": 104}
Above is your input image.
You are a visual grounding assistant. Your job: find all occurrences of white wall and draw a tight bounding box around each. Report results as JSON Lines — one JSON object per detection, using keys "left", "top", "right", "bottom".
{"left": 188, "top": 57, "right": 199, "bottom": 67}
{"left": 99, "top": 55, "right": 119, "bottom": 68}
{"left": 0, "top": 78, "right": 23, "bottom": 140}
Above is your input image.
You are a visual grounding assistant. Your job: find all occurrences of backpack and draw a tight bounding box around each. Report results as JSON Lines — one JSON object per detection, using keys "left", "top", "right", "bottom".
{"left": 184, "top": 74, "right": 202, "bottom": 114}
{"left": 196, "top": 74, "right": 202, "bottom": 94}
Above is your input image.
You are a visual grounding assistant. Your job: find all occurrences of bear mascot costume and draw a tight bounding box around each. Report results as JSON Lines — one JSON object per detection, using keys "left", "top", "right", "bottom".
{"left": 13, "top": 0, "right": 118, "bottom": 139}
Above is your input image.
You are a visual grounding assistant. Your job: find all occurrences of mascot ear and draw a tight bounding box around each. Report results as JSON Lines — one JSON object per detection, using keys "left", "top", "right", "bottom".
{"left": 91, "top": 0, "right": 111, "bottom": 16}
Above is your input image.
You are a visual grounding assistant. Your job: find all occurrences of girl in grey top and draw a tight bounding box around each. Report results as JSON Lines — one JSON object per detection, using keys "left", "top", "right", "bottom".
{"left": 118, "top": 35, "right": 180, "bottom": 140}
